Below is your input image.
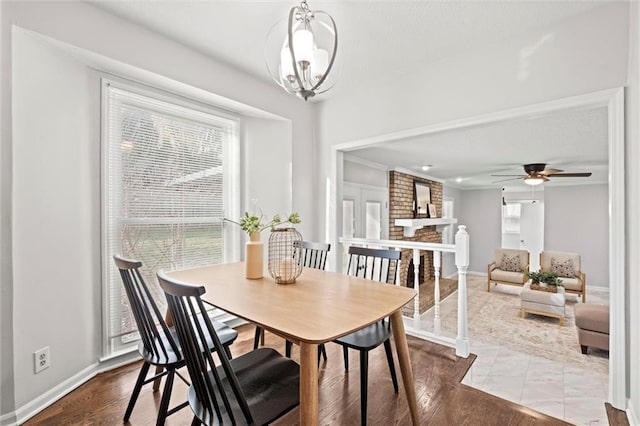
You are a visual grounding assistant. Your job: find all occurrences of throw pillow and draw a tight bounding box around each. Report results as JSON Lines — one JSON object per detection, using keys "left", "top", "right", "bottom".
{"left": 550, "top": 257, "right": 575, "bottom": 278}
{"left": 500, "top": 254, "right": 521, "bottom": 272}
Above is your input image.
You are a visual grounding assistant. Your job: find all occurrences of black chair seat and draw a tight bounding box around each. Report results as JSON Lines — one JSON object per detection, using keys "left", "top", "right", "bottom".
{"left": 334, "top": 321, "right": 391, "bottom": 351}
{"left": 188, "top": 348, "right": 300, "bottom": 426}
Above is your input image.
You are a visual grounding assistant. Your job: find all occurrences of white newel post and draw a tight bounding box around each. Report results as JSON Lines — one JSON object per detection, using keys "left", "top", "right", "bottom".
{"left": 412, "top": 248, "right": 421, "bottom": 328}
{"left": 433, "top": 250, "right": 441, "bottom": 336}
{"left": 455, "top": 225, "right": 470, "bottom": 358}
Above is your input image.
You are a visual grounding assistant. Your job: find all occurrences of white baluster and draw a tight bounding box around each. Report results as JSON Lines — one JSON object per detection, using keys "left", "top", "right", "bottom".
{"left": 455, "top": 225, "right": 470, "bottom": 358}
{"left": 412, "top": 248, "right": 421, "bottom": 329}
{"left": 433, "top": 250, "right": 441, "bottom": 336}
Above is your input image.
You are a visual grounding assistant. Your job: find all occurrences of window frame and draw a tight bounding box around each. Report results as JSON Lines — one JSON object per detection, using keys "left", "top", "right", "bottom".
{"left": 99, "top": 77, "right": 241, "bottom": 359}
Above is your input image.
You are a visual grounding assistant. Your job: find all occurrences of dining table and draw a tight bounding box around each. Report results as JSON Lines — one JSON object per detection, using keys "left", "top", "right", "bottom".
{"left": 167, "top": 261, "right": 419, "bottom": 425}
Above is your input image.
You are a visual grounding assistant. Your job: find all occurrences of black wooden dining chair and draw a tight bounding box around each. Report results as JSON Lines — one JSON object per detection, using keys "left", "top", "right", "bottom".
{"left": 157, "top": 270, "right": 300, "bottom": 426}
{"left": 253, "top": 241, "right": 331, "bottom": 362}
{"left": 334, "top": 246, "right": 401, "bottom": 426}
{"left": 113, "top": 255, "right": 238, "bottom": 426}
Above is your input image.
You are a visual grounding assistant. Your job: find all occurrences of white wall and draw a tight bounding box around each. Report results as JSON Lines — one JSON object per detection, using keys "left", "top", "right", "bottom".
{"left": 1, "top": 1, "right": 315, "bottom": 420}
{"left": 625, "top": 2, "right": 640, "bottom": 422}
{"left": 343, "top": 159, "right": 388, "bottom": 188}
{"left": 544, "top": 185, "right": 609, "bottom": 287}
{"left": 12, "top": 28, "right": 100, "bottom": 411}
{"left": 242, "top": 117, "right": 299, "bottom": 235}
{"left": 458, "top": 189, "right": 502, "bottom": 273}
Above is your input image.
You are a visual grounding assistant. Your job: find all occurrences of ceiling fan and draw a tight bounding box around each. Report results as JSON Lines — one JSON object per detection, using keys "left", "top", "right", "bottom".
{"left": 492, "top": 163, "right": 592, "bottom": 186}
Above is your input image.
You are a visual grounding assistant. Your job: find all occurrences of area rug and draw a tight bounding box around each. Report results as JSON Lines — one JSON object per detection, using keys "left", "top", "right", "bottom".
{"left": 422, "top": 275, "right": 609, "bottom": 374}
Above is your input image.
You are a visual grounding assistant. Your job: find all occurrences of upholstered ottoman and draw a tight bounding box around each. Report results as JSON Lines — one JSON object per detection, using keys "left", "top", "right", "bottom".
{"left": 520, "top": 282, "right": 566, "bottom": 325}
{"left": 574, "top": 304, "right": 609, "bottom": 354}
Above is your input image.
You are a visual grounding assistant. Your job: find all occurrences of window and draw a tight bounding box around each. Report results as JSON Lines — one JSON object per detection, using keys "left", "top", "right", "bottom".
{"left": 102, "top": 80, "right": 239, "bottom": 356}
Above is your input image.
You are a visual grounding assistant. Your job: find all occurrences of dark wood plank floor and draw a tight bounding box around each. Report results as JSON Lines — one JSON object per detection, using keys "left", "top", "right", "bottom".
{"left": 26, "top": 325, "right": 570, "bottom": 425}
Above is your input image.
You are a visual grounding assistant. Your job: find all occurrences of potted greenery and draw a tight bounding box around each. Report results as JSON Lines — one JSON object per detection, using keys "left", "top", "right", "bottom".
{"left": 226, "top": 211, "right": 301, "bottom": 236}
{"left": 225, "top": 211, "right": 301, "bottom": 279}
{"left": 526, "top": 270, "right": 563, "bottom": 292}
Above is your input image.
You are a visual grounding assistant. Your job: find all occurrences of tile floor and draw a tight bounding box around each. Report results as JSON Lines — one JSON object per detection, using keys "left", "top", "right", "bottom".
{"left": 461, "top": 340, "right": 609, "bottom": 425}
{"left": 411, "top": 280, "right": 610, "bottom": 425}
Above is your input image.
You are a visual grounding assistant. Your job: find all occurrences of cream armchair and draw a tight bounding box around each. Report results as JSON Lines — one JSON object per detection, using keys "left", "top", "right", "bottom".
{"left": 540, "top": 251, "right": 586, "bottom": 302}
{"left": 487, "top": 248, "right": 530, "bottom": 292}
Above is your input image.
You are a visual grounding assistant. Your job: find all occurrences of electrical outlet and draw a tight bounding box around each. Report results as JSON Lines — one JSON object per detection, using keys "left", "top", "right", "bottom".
{"left": 34, "top": 346, "right": 50, "bottom": 374}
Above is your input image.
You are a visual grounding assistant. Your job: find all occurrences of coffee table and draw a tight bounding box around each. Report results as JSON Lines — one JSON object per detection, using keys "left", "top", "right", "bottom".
{"left": 520, "top": 282, "right": 566, "bottom": 325}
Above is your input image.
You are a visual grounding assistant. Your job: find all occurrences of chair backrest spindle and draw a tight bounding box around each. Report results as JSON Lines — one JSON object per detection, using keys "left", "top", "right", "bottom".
{"left": 346, "top": 246, "right": 401, "bottom": 284}
{"left": 295, "top": 241, "right": 331, "bottom": 270}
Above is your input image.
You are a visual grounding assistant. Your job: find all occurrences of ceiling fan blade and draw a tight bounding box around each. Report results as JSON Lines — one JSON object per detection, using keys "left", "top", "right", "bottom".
{"left": 490, "top": 174, "right": 526, "bottom": 177}
{"left": 491, "top": 177, "right": 523, "bottom": 183}
{"left": 548, "top": 172, "right": 592, "bottom": 177}
{"left": 541, "top": 168, "right": 563, "bottom": 175}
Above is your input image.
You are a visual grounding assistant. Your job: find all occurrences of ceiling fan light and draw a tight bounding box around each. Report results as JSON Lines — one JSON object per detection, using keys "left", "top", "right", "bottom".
{"left": 524, "top": 176, "right": 546, "bottom": 186}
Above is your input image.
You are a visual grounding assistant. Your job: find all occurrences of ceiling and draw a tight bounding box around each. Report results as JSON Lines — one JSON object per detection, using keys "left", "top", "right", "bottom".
{"left": 345, "top": 106, "right": 609, "bottom": 190}
{"left": 90, "top": 1, "right": 612, "bottom": 190}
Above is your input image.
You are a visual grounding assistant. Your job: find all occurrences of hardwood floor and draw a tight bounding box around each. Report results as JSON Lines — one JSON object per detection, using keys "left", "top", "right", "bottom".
{"left": 25, "top": 325, "right": 570, "bottom": 425}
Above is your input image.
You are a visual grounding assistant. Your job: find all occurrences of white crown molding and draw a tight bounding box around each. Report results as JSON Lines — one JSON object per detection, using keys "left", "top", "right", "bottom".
{"left": 343, "top": 153, "right": 389, "bottom": 171}
{"left": 392, "top": 167, "right": 445, "bottom": 183}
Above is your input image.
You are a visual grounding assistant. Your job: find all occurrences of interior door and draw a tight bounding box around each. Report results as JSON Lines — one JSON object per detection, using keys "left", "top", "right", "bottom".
{"left": 520, "top": 201, "right": 544, "bottom": 271}
{"left": 342, "top": 184, "right": 389, "bottom": 273}
{"left": 343, "top": 184, "right": 388, "bottom": 240}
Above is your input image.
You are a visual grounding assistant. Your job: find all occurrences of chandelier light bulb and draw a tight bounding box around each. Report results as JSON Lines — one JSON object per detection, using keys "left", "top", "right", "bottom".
{"left": 293, "top": 29, "right": 314, "bottom": 65}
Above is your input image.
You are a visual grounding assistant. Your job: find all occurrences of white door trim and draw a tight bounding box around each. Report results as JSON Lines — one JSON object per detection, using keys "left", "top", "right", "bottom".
{"left": 329, "top": 87, "right": 626, "bottom": 409}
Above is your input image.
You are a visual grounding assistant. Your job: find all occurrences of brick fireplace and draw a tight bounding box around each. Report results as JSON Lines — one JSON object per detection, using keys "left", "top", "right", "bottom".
{"left": 388, "top": 170, "right": 443, "bottom": 287}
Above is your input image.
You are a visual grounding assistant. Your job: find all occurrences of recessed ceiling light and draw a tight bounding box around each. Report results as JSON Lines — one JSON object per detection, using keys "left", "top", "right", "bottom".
{"left": 421, "top": 165, "right": 432, "bottom": 171}
{"left": 455, "top": 177, "right": 463, "bottom": 183}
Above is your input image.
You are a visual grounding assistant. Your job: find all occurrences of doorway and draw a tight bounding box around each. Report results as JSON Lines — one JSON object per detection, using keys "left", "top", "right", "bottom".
{"left": 502, "top": 200, "right": 544, "bottom": 271}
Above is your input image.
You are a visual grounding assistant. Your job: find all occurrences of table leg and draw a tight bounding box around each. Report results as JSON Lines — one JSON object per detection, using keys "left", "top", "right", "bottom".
{"left": 299, "top": 342, "right": 319, "bottom": 425}
{"left": 390, "top": 311, "right": 419, "bottom": 425}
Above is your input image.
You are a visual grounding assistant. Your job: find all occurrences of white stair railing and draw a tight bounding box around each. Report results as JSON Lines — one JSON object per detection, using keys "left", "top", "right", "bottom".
{"left": 339, "top": 225, "right": 470, "bottom": 358}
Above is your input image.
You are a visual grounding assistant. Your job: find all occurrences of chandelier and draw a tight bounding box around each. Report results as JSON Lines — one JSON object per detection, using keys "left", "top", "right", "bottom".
{"left": 265, "top": 1, "right": 338, "bottom": 101}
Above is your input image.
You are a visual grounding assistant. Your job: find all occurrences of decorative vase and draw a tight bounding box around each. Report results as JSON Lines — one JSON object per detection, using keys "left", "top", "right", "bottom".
{"left": 245, "top": 232, "right": 264, "bottom": 279}
{"left": 268, "top": 228, "right": 303, "bottom": 284}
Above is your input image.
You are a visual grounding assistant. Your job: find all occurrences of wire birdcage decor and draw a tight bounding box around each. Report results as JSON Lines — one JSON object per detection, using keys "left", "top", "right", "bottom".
{"left": 268, "top": 228, "right": 303, "bottom": 284}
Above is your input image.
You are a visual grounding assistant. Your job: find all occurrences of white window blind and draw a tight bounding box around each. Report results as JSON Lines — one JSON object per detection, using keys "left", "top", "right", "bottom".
{"left": 102, "top": 81, "right": 239, "bottom": 355}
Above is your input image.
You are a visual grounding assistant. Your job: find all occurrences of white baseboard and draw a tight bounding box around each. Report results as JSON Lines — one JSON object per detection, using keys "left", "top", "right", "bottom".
{"left": 444, "top": 270, "right": 485, "bottom": 279}
{"left": 14, "top": 363, "right": 98, "bottom": 425}
{"left": 627, "top": 399, "right": 640, "bottom": 426}
{"left": 0, "top": 411, "right": 17, "bottom": 426}
{"left": 13, "top": 350, "right": 141, "bottom": 425}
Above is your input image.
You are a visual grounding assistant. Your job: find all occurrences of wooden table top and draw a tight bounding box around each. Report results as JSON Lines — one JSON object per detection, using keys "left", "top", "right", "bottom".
{"left": 167, "top": 262, "right": 416, "bottom": 344}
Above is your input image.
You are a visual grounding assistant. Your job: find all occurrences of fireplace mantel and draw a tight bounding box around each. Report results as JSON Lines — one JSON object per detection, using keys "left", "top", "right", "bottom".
{"left": 394, "top": 218, "right": 458, "bottom": 237}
